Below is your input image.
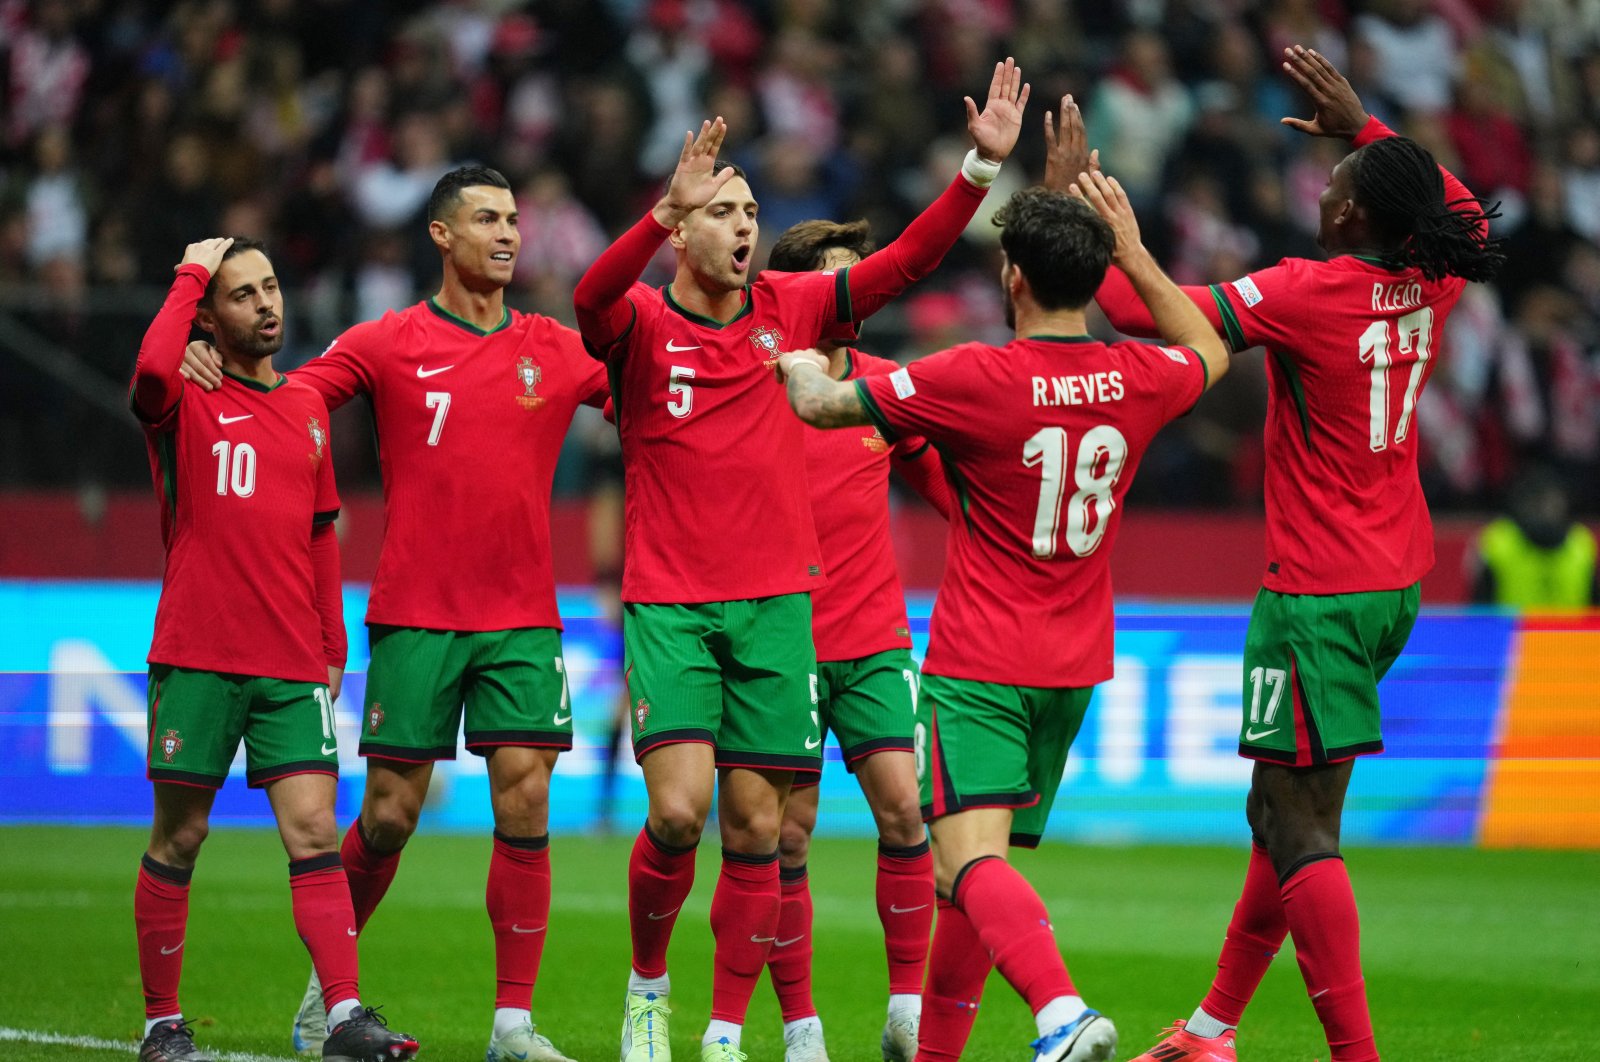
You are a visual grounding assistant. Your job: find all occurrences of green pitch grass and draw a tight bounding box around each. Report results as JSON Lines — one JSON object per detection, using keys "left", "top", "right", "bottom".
{"left": 1, "top": 827, "right": 1594, "bottom": 1061}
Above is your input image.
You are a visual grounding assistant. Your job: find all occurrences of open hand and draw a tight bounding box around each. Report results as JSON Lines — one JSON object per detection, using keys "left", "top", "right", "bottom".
{"left": 179, "top": 340, "right": 224, "bottom": 391}
{"left": 657, "top": 118, "right": 736, "bottom": 224}
{"left": 966, "top": 57, "right": 1031, "bottom": 164}
{"left": 1280, "top": 45, "right": 1368, "bottom": 141}
{"left": 179, "top": 237, "right": 233, "bottom": 277}
{"left": 1071, "top": 170, "right": 1143, "bottom": 263}
{"left": 1043, "top": 93, "right": 1098, "bottom": 194}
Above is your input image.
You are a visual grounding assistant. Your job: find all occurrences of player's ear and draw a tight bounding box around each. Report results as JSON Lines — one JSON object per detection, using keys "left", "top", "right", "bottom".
{"left": 194, "top": 305, "right": 218, "bottom": 338}
{"left": 667, "top": 220, "right": 689, "bottom": 251}
{"left": 428, "top": 217, "right": 451, "bottom": 253}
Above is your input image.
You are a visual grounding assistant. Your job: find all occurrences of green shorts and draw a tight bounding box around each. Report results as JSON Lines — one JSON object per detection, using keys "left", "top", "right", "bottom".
{"left": 917, "top": 673, "right": 1093, "bottom": 848}
{"left": 145, "top": 664, "right": 337, "bottom": 789}
{"left": 1239, "top": 583, "right": 1420, "bottom": 766}
{"left": 819, "top": 649, "right": 919, "bottom": 768}
{"left": 359, "top": 625, "right": 572, "bottom": 762}
{"left": 624, "top": 593, "right": 821, "bottom": 771}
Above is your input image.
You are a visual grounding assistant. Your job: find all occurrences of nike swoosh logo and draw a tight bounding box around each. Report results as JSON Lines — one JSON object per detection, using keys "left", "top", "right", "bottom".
{"left": 508, "top": 1052, "right": 529, "bottom": 1061}
{"left": 552, "top": 712, "right": 572, "bottom": 725}
{"left": 804, "top": 736, "right": 821, "bottom": 749}
{"left": 347, "top": 928, "right": 357, "bottom": 937}
{"left": 416, "top": 365, "right": 455, "bottom": 378}
{"left": 665, "top": 340, "right": 701, "bottom": 352}
{"left": 773, "top": 936, "right": 803, "bottom": 948}
{"left": 160, "top": 941, "right": 184, "bottom": 955}
{"left": 646, "top": 907, "right": 679, "bottom": 921}
{"left": 320, "top": 742, "right": 338, "bottom": 756}
{"left": 750, "top": 935, "right": 776, "bottom": 943}
{"left": 511, "top": 924, "right": 546, "bottom": 934}
{"left": 217, "top": 413, "right": 253, "bottom": 424}
{"left": 1244, "top": 726, "right": 1280, "bottom": 741}
{"left": 889, "top": 903, "right": 929, "bottom": 914}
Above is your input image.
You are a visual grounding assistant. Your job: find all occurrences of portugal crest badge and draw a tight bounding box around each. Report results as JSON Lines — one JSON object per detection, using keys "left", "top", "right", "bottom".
{"left": 159, "top": 729, "right": 184, "bottom": 763}
{"left": 748, "top": 325, "right": 784, "bottom": 367}
{"left": 634, "top": 698, "right": 650, "bottom": 731}
{"left": 307, "top": 416, "right": 326, "bottom": 462}
{"left": 516, "top": 357, "right": 546, "bottom": 410}
{"left": 368, "top": 704, "right": 385, "bottom": 735}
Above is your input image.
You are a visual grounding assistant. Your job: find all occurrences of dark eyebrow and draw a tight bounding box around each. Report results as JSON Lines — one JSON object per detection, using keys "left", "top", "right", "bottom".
{"left": 227, "top": 276, "right": 276, "bottom": 297}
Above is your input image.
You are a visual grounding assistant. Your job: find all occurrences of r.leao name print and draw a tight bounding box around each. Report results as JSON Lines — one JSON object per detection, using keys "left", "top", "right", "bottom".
{"left": 1031, "top": 371, "right": 1126, "bottom": 408}
{"left": 1372, "top": 281, "right": 1423, "bottom": 312}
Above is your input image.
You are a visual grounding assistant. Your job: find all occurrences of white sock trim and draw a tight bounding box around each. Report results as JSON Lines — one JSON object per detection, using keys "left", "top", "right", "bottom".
{"left": 1034, "top": 995, "right": 1088, "bottom": 1038}
{"left": 703, "top": 1019, "right": 742, "bottom": 1048}
{"left": 1185, "top": 1007, "right": 1232, "bottom": 1038}
{"left": 783, "top": 1015, "right": 823, "bottom": 1038}
{"left": 628, "top": 970, "right": 670, "bottom": 996}
{"left": 143, "top": 1015, "right": 183, "bottom": 1038}
{"left": 888, "top": 993, "right": 921, "bottom": 1018}
{"left": 494, "top": 1007, "right": 532, "bottom": 1038}
{"left": 326, "top": 998, "right": 363, "bottom": 1028}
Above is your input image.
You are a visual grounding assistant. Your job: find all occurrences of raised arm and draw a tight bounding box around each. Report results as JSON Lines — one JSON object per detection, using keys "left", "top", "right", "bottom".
{"left": 1075, "top": 171, "right": 1229, "bottom": 390}
{"left": 130, "top": 238, "right": 233, "bottom": 423}
{"left": 844, "top": 58, "right": 1029, "bottom": 320}
{"left": 574, "top": 118, "right": 735, "bottom": 355}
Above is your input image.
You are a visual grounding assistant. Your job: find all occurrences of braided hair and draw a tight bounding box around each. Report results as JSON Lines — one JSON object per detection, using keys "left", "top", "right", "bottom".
{"left": 1346, "top": 136, "right": 1504, "bottom": 283}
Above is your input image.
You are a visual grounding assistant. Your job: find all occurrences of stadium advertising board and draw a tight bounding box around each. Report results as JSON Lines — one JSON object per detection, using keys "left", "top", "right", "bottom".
{"left": 1, "top": 581, "right": 1594, "bottom": 847}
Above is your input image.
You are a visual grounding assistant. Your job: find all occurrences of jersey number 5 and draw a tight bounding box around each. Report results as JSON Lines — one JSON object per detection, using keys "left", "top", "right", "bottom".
{"left": 1022, "top": 425, "right": 1129, "bottom": 559}
{"left": 1358, "top": 307, "right": 1434, "bottom": 452}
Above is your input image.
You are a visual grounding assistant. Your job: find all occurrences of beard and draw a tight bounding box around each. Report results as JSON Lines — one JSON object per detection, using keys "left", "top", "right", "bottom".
{"left": 222, "top": 317, "right": 284, "bottom": 360}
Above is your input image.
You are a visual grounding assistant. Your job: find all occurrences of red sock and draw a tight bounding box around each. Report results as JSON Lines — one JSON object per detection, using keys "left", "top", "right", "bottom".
{"left": 915, "top": 899, "right": 990, "bottom": 1062}
{"left": 487, "top": 832, "right": 552, "bottom": 1010}
{"left": 1281, "top": 855, "right": 1378, "bottom": 1062}
{"left": 1201, "top": 842, "right": 1288, "bottom": 1026}
{"left": 135, "top": 856, "right": 191, "bottom": 1019}
{"left": 709, "top": 850, "right": 780, "bottom": 1023}
{"left": 289, "top": 854, "right": 360, "bottom": 1009}
{"left": 340, "top": 818, "right": 402, "bottom": 933}
{"left": 628, "top": 826, "right": 697, "bottom": 978}
{"left": 877, "top": 840, "right": 935, "bottom": 996}
{"left": 952, "top": 856, "right": 1075, "bottom": 1013}
{"left": 766, "top": 865, "right": 816, "bottom": 1021}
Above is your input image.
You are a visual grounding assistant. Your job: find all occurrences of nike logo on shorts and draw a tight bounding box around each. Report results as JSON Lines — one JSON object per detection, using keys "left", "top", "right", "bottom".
{"left": 552, "top": 712, "right": 572, "bottom": 725}
{"left": 804, "top": 736, "right": 821, "bottom": 750}
{"left": 1244, "top": 726, "right": 1280, "bottom": 741}
{"left": 320, "top": 743, "right": 338, "bottom": 756}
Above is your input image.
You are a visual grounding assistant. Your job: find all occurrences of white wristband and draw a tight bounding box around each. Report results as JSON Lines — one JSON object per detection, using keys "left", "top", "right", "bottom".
{"left": 787, "top": 358, "right": 827, "bottom": 376}
{"left": 961, "top": 149, "right": 1003, "bottom": 188}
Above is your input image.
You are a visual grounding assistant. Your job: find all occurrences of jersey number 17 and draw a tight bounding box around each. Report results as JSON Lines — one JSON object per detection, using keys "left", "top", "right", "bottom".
{"left": 1358, "top": 307, "right": 1435, "bottom": 453}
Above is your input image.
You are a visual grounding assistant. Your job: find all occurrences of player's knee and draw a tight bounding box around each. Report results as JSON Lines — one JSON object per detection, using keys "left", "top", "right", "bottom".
{"left": 778, "top": 817, "right": 812, "bottom": 864}
{"left": 648, "top": 801, "right": 707, "bottom": 849}
{"left": 284, "top": 806, "right": 339, "bottom": 857}
{"left": 874, "top": 801, "right": 925, "bottom": 850}
{"left": 160, "top": 818, "right": 209, "bottom": 864}
{"left": 363, "top": 797, "right": 421, "bottom": 849}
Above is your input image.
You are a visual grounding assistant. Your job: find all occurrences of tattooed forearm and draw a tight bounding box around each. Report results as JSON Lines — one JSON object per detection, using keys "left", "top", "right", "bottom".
{"left": 786, "top": 364, "right": 871, "bottom": 428}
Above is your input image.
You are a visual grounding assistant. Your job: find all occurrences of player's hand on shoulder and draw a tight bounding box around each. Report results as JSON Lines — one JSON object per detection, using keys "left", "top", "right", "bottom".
{"left": 656, "top": 117, "right": 736, "bottom": 225}
{"left": 776, "top": 348, "right": 829, "bottom": 382}
{"left": 179, "top": 237, "right": 233, "bottom": 277}
{"left": 1042, "top": 94, "right": 1098, "bottom": 194}
{"left": 965, "top": 56, "right": 1030, "bottom": 163}
{"left": 179, "top": 340, "right": 225, "bottom": 391}
{"left": 1072, "top": 170, "right": 1143, "bottom": 263}
{"left": 1279, "top": 45, "right": 1368, "bottom": 141}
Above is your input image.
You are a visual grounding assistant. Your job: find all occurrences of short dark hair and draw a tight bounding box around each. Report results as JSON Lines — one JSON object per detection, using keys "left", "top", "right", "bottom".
{"left": 992, "top": 188, "right": 1115, "bottom": 310}
{"left": 712, "top": 158, "right": 748, "bottom": 182}
{"left": 767, "top": 218, "right": 874, "bottom": 272}
{"left": 428, "top": 164, "right": 512, "bottom": 222}
{"left": 200, "top": 237, "right": 271, "bottom": 306}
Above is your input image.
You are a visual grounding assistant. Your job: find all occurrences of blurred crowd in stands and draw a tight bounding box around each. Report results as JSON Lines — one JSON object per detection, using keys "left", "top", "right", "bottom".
{"left": 1, "top": 0, "right": 1597, "bottom": 513}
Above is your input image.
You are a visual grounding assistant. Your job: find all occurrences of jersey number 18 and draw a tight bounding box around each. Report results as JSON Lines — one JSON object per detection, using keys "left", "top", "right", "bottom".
{"left": 1022, "top": 425, "right": 1129, "bottom": 560}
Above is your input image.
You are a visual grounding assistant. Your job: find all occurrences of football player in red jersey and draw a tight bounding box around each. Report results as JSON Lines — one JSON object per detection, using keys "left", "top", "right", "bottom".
{"left": 574, "top": 60, "right": 1028, "bottom": 1062}
{"left": 131, "top": 237, "right": 418, "bottom": 1062}
{"left": 757, "top": 219, "right": 953, "bottom": 1062}
{"left": 775, "top": 171, "right": 1228, "bottom": 1062}
{"left": 183, "top": 167, "right": 608, "bottom": 1062}
{"left": 1083, "top": 49, "right": 1502, "bottom": 1062}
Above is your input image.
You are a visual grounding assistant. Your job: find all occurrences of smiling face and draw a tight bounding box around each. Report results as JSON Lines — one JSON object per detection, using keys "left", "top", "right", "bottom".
{"left": 672, "top": 176, "right": 759, "bottom": 295}
{"left": 433, "top": 184, "right": 520, "bottom": 290}
{"left": 197, "top": 249, "right": 283, "bottom": 359}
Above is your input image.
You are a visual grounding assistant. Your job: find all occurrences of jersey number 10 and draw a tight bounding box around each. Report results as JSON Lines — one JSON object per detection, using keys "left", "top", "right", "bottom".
{"left": 1023, "top": 425, "right": 1129, "bottom": 560}
{"left": 1358, "top": 307, "right": 1434, "bottom": 453}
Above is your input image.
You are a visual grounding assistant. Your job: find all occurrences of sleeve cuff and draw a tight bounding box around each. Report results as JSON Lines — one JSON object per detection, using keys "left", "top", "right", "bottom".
{"left": 1351, "top": 115, "right": 1392, "bottom": 147}
{"left": 854, "top": 379, "right": 901, "bottom": 442}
